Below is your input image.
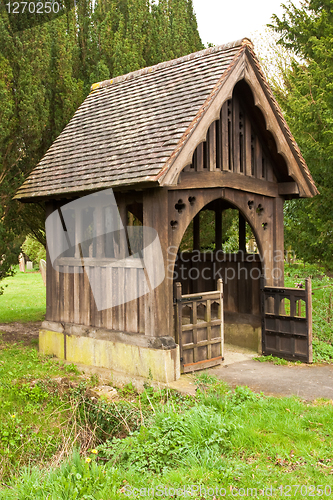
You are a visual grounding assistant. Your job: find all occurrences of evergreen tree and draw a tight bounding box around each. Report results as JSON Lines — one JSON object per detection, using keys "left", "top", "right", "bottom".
{"left": 270, "top": 0, "right": 333, "bottom": 269}
{"left": 0, "top": 0, "right": 203, "bottom": 286}
{"left": 0, "top": 8, "right": 84, "bottom": 284}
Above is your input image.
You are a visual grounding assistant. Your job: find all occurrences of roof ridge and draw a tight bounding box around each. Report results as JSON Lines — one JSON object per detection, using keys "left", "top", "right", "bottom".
{"left": 90, "top": 38, "right": 252, "bottom": 92}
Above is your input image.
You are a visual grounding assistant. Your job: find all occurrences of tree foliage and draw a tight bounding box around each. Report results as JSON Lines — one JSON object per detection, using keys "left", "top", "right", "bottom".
{"left": 21, "top": 235, "right": 46, "bottom": 264}
{"left": 0, "top": 0, "right": 203, "bottom": 283}
{"left": 269, "top": 0, "right": 333, "bottom": 269}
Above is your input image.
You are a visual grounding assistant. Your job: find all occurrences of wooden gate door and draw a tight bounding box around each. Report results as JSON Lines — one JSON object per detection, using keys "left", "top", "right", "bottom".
{"left": 261, "top": 278, "right": 312, "bottom": 362}
{"left": 174, "top": 279, "right": 224, "bottom": 373}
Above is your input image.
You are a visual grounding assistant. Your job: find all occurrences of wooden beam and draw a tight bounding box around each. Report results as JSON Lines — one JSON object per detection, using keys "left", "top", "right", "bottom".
{"left": 143, "top": 188, "right": 170, "bottom": 338}
{"left": 196, "top": 143, "right": 204, "bottom": 171}
{"left": 239, "top": 212, "right": 246, "bottom": 253}
{"left": 55, "top": 257, "right": 144, "bottom": 268}
{"left": 245, "top": 115, "right": 252, "bottom": 177}
{"left": 278, "top": 182, "right": 299, "bottom": 196}
{"left": 172, "top": 170, "right": 279, "bottom": 197}
{"left": 193, "top": 213, "right": 200, "bottom": 250}
{"left": 45, "top": 202, "right": 54, "bottom": 322}
{"left": 208, "top": 122, "right": 216, "bottom": 171}
{"left": 221, "top": 102, "right": 229, "bottom": 171}
{"left": 233, "top": 96, "right": 239, "bottom": 174}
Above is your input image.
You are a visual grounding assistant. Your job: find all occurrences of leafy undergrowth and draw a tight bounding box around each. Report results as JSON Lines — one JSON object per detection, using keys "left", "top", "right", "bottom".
{"left": 0, "top": 361, "right": 333, "bottom": 499}
{"left": 0, "top": 268, "right": 46, "bottom": 323}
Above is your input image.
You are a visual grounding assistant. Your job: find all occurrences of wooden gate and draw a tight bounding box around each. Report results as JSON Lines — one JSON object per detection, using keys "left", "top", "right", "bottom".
{"left": 174, "top": 279, "right": 224, "bottom": 373}
{"left": 261, "top": 278, "right": 312, "bottom": 363}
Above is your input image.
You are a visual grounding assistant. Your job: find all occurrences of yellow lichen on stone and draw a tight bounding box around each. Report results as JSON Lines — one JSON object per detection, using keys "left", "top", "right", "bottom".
{"left": 39, "top": 329, "right": 180, "bottom": 383}
{"left": 39, "top": 329, "right": 64, "bottom": 359}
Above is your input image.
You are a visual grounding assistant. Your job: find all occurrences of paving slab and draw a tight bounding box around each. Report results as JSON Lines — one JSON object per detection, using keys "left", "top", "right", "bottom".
{"left": 209, "top": 360, "right": 333, "bottom": 400}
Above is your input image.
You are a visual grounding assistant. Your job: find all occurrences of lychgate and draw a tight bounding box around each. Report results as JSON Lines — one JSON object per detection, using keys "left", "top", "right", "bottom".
{"left": 15, "top": 39, "right": 317, "bottom": 382}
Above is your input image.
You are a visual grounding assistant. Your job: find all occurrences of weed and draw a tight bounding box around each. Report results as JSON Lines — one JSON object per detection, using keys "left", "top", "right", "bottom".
{"left": 64, "top": 363, "right": 81, "bottom": 375}
{"left": 118, "top": 381, "right": 136, "bottom": 396}
{"left": 12, "top": 381, "right": 49, "bottom": 403}
{"left": 313, "top": 339, "right": 333, "bottom": 362}
{"left": 97, "top": 404, "right": 240, "bottom": 473}
{"left": 89, "top": 373, "right": 99, "bottom": 387}
{"left": 255, "top": 355, "right": 289, "bottom": 365}
{"left": 195, "top": 371, "right": 229, "bottom": 396}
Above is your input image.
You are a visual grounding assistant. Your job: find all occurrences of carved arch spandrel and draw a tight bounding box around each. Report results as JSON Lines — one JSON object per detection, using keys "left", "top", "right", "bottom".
{"left": 242, "top": 60, "right": 309, "bottom": 196}
{"left": 167, "top": 187, "right": 275, "bottom": 281}
{"left": 160, "top": 54, "right": 246, "bottom": 186}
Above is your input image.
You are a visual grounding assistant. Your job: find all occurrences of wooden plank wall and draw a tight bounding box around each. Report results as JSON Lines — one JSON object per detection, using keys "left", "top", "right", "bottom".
{"left": 46, "top": 261, "right": 144, "bottom": 333}
{"left": 45, "top": 197, "right": 146, "bottom": 334}
{"left": 174, "top": 252, "right": 261, "bottom": 317}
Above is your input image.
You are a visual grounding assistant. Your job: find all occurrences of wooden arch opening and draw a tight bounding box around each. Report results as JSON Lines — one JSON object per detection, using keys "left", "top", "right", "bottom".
{"left": 173, "top": 196, "right": 263, "bottom": 351}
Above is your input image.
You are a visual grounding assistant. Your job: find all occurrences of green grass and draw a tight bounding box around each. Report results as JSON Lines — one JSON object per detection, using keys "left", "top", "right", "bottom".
{"left": 0, "top": 269, "right": 46, "bottom": 323}
{"left": 1, "top": 370, "right": 333, "bottom": 498}
{"left": 0, "top": 340, "right": 85, "bottom": 481}
{"left": 0, "top": 260, "right": 332, "bottom": 496}
{"left": 255, "top": 354, "right": 290, "bottom": 365}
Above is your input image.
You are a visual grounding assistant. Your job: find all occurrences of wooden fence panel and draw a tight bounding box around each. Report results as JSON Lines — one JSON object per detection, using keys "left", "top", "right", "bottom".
{"left": 48, "top": 257, "right": 145, "bottom": 334}
{"left": 261, "top": 278, "right": 312, "bottom": 362}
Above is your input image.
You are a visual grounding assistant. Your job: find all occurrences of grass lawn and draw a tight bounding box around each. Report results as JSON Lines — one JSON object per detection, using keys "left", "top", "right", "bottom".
{"left": 0, "top": 354, "right": 332, "bottom": 498}
{"left": 0, "top": 269, "right": 46, "bottom": 323}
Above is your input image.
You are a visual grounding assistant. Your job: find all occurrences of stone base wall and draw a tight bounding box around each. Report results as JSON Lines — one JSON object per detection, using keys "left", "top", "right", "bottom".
{"left": 224, "top": 324, "right": 261, "bottom": 353}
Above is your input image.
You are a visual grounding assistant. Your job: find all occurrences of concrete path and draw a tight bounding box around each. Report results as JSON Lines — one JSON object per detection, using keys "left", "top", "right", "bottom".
{"left": 210, "top": 359, "right": 333, "bottom": 401}
{"left": 169, "top": 344, "right": 333, "bottom": 401}
{"left": 207, "top": 343, "right": 333, "bottom": 400}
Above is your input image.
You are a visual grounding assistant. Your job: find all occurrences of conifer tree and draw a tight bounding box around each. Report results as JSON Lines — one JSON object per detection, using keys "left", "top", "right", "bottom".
{"left": 0, "top": 0, "right": 203, "bottom": 285}
{"left": 270, "top": 0, "right": 333, "bottom": 268}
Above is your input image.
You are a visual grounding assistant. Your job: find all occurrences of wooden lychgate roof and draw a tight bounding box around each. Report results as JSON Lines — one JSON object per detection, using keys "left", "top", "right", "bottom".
{"left": 15, "top": 39, "right": 318, "bottom": 201}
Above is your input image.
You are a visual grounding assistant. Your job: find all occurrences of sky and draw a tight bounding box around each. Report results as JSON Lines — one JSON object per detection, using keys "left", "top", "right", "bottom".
{"left": 192, "top": 0, "right": 299, "bottom": 47}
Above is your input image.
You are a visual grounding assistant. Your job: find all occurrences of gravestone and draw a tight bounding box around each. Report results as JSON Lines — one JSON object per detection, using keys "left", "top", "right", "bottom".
{"left": 26, "top": 261, "right": 33, "bottom": 270}
{"left": 39, "top": 259, "right": 46, "bottom": 286}
{"left": 19, "top": 253, "right": 25, "bottom": 272}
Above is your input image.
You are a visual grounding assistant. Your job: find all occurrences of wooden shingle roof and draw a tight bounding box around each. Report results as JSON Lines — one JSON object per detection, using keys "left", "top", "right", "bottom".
{"left": 15, "top": 39, "right": 317, "bottom": 200}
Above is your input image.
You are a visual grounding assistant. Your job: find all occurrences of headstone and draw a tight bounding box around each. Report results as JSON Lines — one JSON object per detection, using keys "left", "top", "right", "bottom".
{"left": 19, "top": 253, "right": 25, "bottom": 272}
{"left": 26, "top": 261, "right": 33, "bottom": 270}
{"left": 39, "top": 259, "right": 46, "bottom": 286}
